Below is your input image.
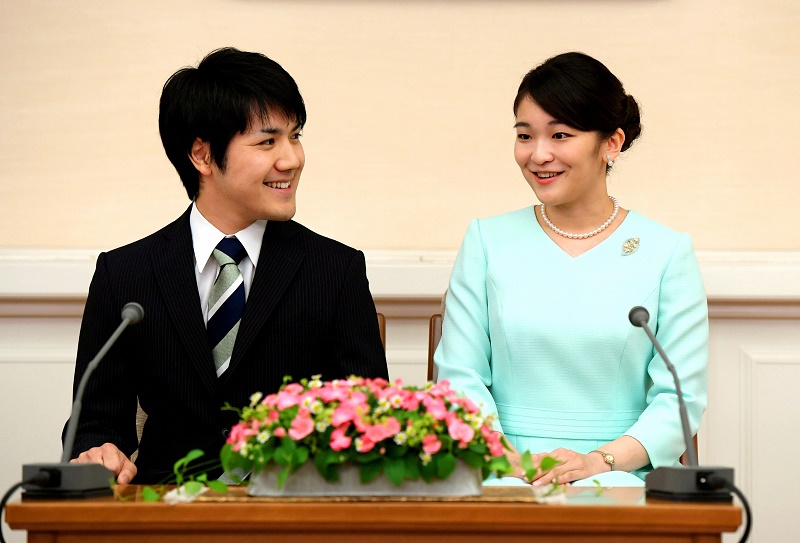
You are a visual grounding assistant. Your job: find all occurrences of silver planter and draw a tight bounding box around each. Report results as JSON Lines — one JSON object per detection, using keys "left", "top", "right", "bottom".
{"left": 248, "top": 460, "right": 483, "bottom": 497}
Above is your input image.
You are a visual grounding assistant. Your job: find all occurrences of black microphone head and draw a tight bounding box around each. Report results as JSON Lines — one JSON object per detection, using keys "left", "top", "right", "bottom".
{"left": 629, "top": 306, "right": 650, "bottom": 327}
{"left": 121, "top": 302, "right": 144, "bottom": 325}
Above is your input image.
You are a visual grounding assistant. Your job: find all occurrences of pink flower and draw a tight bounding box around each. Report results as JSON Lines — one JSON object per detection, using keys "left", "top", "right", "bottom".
{"left": 446, "top": 413, "right": 475, "bottom": 445}
{"left": 277, "top": 390, "right": 301, "bottom": 410}
{"left": 422, "top": 396, "right": 448, "bottom": 421}
{"left": 422, "top": 434, "right": 442, "bottom": 455}
{"left": 456, "top": 396, "right": 480, "bottom": 414}
{"left": 329, "top": 427, "right": 352, "bottom": 451}
{"left": 355, "top": 436, "right": 375, "bottom": 453}
{"left": 288, "top": 409, "right": 314, "bottom": 440}
{"left": 273, "top": 427, "right": 286, "bottom": 438}
{"left": 331, "top": 401, "right": 357, "bottom": 427}
{"left": 364, "top": 417, "right": 400, "bottom": 443}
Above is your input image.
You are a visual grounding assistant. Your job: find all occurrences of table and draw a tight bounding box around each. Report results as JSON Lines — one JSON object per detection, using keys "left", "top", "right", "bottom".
{"left": 6, "top": 485, "right": 741, "bottom": 542}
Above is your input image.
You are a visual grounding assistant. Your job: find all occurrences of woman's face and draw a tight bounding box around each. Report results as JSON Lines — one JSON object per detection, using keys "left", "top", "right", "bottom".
{"left": 513, "top": 96, "right": 611, "bottom": 208}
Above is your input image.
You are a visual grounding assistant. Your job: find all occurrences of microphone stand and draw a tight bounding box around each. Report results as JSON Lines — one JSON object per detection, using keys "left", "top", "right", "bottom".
{"left": 21, "top": 303, "right": 144, "bottom": 499}
{"left": 628, "top": 306, "right": 733, "bottom": 502}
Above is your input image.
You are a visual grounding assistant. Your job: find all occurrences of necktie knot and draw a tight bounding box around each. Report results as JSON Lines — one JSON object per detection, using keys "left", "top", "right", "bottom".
{"left": 213, "top": 237, "right": 247, "bottom": 266}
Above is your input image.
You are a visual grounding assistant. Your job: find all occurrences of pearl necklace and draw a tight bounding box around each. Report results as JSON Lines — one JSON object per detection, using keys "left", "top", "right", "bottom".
{"left": 540, "top": 196, "right": 619, "bottom": 240}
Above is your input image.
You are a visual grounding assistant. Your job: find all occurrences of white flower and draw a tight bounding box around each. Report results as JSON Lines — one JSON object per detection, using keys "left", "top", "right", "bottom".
{"left": 309, "top": 375, "right": 323, "bottom": 388}
{"left": 419, "top": 452, "right": 432, "bottom": 465}
{"left": 315, "top": 420, "right": 330, "bottom": 432}
{"left": 163, "top": 485, "right": 208, "bottom": 505}
{"left": 249, "top": 392, "right": 263, "bottom": 406}
{"left": 257, "top": 430, "right": 271, "bottom": 443}
{"left": 393, "top": 431, "right": 408, "bottom": 445}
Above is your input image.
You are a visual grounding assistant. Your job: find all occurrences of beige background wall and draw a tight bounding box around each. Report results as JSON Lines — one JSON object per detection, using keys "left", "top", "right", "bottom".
{"left": 1, "top": 0, "right": 798, "bottom": 251}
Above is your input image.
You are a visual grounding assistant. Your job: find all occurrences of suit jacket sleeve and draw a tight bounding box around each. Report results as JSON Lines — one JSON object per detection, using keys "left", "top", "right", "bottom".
{"left": 329, "top": 250, "right": 389, "bottom": 379}
{"left": 64, "top": 252, "right": 139, "bottom": 459}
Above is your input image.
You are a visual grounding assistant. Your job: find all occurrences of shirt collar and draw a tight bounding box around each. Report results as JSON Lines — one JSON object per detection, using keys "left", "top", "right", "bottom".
{"left": 190, "top": 203, "right": 266, "bottom": 273}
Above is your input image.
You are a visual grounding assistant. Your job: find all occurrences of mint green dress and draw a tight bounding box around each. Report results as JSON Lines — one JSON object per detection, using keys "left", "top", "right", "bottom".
{"left": 434, "top": 207, "right": 708, "bottom": 483}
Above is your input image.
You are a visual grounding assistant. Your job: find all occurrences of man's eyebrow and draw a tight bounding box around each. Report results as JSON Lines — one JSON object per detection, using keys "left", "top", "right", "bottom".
{"left": 259, "top": 122, "right": 303, "bottom": 135}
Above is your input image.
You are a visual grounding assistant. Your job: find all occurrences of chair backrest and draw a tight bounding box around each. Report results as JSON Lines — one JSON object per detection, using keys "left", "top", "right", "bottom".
{"left": 376, "top": 312, "right": 386, "bottom": 351}
{"left": 679, "top": 435, "right": 698, "bottom": 466}
{"left": 427, "top": 313, "right": 443, "bottom": 382}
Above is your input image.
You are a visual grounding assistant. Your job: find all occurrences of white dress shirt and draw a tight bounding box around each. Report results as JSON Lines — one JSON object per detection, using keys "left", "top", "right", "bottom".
{"left": 189, "top": 203, "right": 266, "bottom": 324}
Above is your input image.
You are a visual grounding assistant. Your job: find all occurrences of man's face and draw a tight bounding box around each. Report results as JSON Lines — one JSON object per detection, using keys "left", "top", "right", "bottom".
{"left": 196, "top": 113, "right": 304, "bottom": 233}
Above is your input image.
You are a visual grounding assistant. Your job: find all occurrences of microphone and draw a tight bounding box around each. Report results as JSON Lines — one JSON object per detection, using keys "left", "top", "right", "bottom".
{"left": 21, "top": 303, "right": 144, "bottom": 499}
{"left": 629, "top": 306, "right": 733, "bottom": 502}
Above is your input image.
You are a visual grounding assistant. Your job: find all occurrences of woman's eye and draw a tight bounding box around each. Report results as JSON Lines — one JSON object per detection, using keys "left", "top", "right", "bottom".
{"left": 553, "top": 132, "right": 570, "bottom": 140}
{"left": 516, "top": 133, "right": 531, "bottom": 141}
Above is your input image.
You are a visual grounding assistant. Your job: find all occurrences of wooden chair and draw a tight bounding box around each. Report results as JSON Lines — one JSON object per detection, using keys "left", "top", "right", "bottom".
{"left": 427, "top": 313, "right": 443, "bottom": 382}
{"left": 679, "top": 435, "right": 698, "bottom": 466}
{"left": 376, "top": 312, "right": 386, "bottom": 351}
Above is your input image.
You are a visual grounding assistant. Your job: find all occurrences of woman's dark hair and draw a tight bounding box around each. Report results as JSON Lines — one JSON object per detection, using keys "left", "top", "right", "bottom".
{"left": 513, "top": 52, "right": 641, "bottom": 153}
{"left": 159, "top": 47, "right": 307, "bottom": 200}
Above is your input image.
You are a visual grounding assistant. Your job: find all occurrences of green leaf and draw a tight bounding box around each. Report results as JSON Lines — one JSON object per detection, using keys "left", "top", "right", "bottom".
{"left": 359, "top": 460, "right": 384, "bottom": 484}
{"left": 141, "top": 486, "right": 161, "bottom": 502}
{"left": 458, "top": 450, "right": 485, "bottom": 469}
{"left": 276, "top": 467, "right": 290, "bottom": 489}
{"left": 403, "top": 455, "right": 420, "bottom": 481}
{"left": 539, "top": 455, "right": 561, "bottom": 473}
{"left": 521, "top": 450, "right": 537, "bottom": 481}
{"left": 314, "top": 450, "right": 343, "bottom": 482}
{"left": 274, "top": 440, "right": 296, "bottom": 466}
{"left": 468, "top": 443, "right": 488, "bottom": 455}
{"left": 437, "top": 453, "right": 457, "bottom": 479}
{"left": 293, "top": 445, "right": 310, "bottom": 468}
{"left": 384, "top": 457, "right": 405, "bottom": 487}
{"left": 420, "top": 458, "right": 437, "bottom": 482}
{"left": 182, "top": 481, "right": 204, "bottom": 496}
{"left": 353, "top": 450, "right": 381, "bottom": 464}
{"left": 173, "top": 449, "right": 204, "bottom": 474}
{"left": 206, "top": 480, "right": 228, "bottom": 494}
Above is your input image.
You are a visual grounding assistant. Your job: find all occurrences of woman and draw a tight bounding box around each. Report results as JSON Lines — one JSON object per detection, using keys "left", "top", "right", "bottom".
{"left": 434, "top": 52, "right": 707, "bottom": 487}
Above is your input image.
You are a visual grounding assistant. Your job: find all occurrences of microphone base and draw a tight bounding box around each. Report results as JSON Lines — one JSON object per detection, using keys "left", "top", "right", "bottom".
{"left": 645, "top": 466, "right": 734, "bottom": 502}
{"left": 22, "top": 463, "right": 115, "bottom": 500}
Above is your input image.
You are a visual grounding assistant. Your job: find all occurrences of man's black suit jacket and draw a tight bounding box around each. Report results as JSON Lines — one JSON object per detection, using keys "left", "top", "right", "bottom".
{"left": 67, "top": 207, "right": 388, "bottom": 483}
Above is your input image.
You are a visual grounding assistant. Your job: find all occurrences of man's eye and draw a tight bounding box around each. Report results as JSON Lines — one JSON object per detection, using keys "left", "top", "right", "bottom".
{"left": 261, "top": 138, "right": 275, "bottom": 145}
{"left": 291, "top": 133, "right": 303, "bottom": 140}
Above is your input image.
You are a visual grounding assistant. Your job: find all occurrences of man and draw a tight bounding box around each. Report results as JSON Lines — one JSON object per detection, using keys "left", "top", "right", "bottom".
{"left": 66, "top": 48, "right": 389, "bottom": 484}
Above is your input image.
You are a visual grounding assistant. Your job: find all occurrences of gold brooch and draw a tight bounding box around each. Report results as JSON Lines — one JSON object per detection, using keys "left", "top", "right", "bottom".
{"left": 622, "top": 238, "right": 640, "bottom": 255}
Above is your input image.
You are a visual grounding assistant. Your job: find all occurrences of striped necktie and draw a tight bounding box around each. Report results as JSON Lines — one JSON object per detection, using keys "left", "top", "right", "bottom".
{"left": 207, "top": 237, "right": 247, "bottom": 377}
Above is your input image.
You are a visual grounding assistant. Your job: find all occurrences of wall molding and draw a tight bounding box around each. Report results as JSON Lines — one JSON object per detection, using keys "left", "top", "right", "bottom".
{"left": 1, "top": 249, "right": 799, "bottom": 318}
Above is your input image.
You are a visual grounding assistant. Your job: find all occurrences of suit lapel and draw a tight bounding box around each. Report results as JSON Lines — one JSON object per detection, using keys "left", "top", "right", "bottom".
{"left": 224, "top": 220, "right": 305, "bottom": 380}
{"left": 152, "top": 206, "right": 219, "bottom": 397}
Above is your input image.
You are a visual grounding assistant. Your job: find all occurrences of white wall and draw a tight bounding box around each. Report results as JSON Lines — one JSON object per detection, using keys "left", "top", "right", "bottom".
{"left": 1, "top": 0, "right": 800, "bottom": 251}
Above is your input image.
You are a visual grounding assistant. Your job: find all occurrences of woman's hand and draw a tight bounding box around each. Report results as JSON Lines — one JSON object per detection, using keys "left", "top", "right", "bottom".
{"left": 529, "top": 448, "right": 609, "bottom": 486}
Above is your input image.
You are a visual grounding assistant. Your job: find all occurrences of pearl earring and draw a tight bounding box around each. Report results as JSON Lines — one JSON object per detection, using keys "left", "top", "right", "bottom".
{"left": 606, "top": 154, "right": 614, "bottom": 168}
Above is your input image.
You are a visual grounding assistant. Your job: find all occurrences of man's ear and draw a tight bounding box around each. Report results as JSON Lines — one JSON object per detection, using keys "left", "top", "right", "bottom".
{"left": 189, "top": 138, "right": 213, "bottom": 176}
{"left": 604, "top": 128, "right": 625, "bottom": 162}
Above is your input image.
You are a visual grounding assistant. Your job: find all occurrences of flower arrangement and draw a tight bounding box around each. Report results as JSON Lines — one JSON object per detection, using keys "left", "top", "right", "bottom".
{"left": 220, "top": 376, "right": 515, "bottom": 488}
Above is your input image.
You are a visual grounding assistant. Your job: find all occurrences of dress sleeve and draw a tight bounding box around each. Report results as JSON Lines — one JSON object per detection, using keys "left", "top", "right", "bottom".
{"left": 434, "top": 220, "right": 503, "bottom": 431}
{"left": 625, "top": 233, "right": 708, "bottom": 467}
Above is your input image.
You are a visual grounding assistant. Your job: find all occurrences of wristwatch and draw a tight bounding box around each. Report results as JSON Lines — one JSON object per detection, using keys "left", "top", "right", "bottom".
{"left": 592, "top": 450, "right": 615, "bottom": 471}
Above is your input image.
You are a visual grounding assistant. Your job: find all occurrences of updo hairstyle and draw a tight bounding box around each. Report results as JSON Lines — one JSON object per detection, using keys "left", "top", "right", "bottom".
{"left": 513, "top": 52, "right": 642, "bottom": 154}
